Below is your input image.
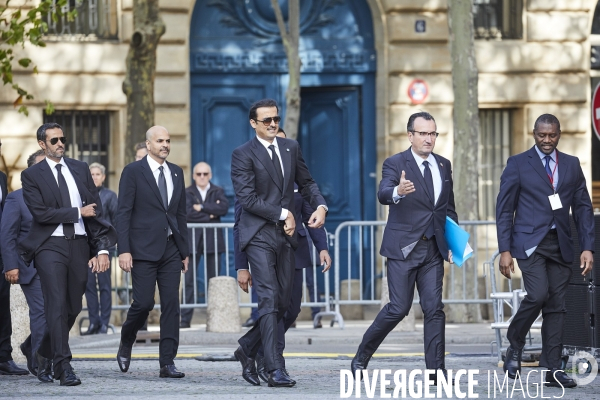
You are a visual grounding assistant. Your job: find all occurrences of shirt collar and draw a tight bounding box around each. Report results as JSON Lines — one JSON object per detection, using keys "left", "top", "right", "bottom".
{"left": 256, "top": 136, "right": 279, "bottom": 151}
{"left": 45, "top": 157, "right": 67, "bottom": 170}
{"left": 410, "top": 148, "right": 436, "bottom": 168}
{"left": 197, "top": 183, "right": 210, "bottom": 192}
{"left": 534, "top": 145, "right": 556, "bottom": 162}
{"left": 146, "top": 155, "right": 168, "bottom": 172}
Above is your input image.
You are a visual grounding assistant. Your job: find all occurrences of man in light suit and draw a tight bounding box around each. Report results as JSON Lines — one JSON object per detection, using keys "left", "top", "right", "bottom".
{"left": 181, "top": 161, "right": 229, "bottom": 328}
{"left": 116, "top": 126, "right": 189, "bottom": 378}
{"left": 2, "top": 150, "right": 47, "bottom": 376}
{"left": 19, "top": 123, "right": 117, "bottom": 385}
{"left": 496, "top": 114, "right": 594, "bottom": 388}
{"left": 231, "top": 99, "right": 327, "bottom": 387}
{"left": 351, "top": 112, "right": 458, "bottom": 383}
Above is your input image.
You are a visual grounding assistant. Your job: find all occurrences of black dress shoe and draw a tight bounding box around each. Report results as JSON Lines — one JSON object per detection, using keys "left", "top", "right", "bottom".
{"left": 242, "top": 318, "right": 255, "bottom": 328}
{"left": 117, "top": 342, "right": 132, "bottom": 372}
{"left": 35, "top": 352, "right": 53, "bottom": 383}
{"left": 59, "top": 367, "right": 81, "bottom": 386}
{"left": 429, "top": 369, "right": 454, "bottom": 386}
{"left": 351, "top": 352, "right": 371, "bottom": 380}
{"left": 503, "top": 347, "right": 522, "bottom": 380}
{"left": 83, "top": 323, "right": 99, "bottom": 336}
{"left": 545, "top": 369, "right": 577, "bottom": 388}
{"left": 180, "top": 321, "right": 191, "bottom": 329}
{"left": 159, "top": 364, "right": 185, "bottom": 378}
{"left": 20, "top": 342, "right": 35, "bottom": 375}
{"left": 268, "top": 368, "right": 296, "bottom": 387}
{"left": 98, "top": 324, "right": 108, "bottom": 334}
{"left": 0, "top": 360, "right": 29, "bottom": 375}
{"left": 282, "top": 368, "right": 296, "bottom": 385}
{"left": 255, "top": 354, "right": 269, "bottom": 383}
{"left": 234, "top": 346, "right": 260, "bottom": 386}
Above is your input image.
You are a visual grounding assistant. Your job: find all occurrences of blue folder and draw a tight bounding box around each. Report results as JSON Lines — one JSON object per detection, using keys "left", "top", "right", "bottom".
{"left": 444, "top": 216, "right": 473, "bottom": 267}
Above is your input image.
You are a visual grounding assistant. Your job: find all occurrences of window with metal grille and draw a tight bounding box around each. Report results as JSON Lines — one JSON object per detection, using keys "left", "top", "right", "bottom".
{"left": 43, "top": 110, "right": 111, "bottom": 185}
{"left": 44, "top": 0, "right": 118, "bottom": 41}
{"left": 473, "top": 0, "right": 523, "bottom": 40}
{"left": 479, "top": 109, "right": 512, "bottom": 220}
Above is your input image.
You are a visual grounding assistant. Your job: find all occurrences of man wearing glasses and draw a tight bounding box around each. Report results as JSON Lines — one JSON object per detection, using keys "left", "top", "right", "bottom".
{"left": 497, "top": 114, "right": 594, "bottom": 389}
{"left": 180, "top": 161, "right": 229, "bottom": 328}
{"left": 231, "top": 98, "right": 327, "bottom": 387}
{"left": 18, "top": 123, "right": 117, "bottom": 385}
{"left": 351, "top": 112, "right": 458, "bottom": 384}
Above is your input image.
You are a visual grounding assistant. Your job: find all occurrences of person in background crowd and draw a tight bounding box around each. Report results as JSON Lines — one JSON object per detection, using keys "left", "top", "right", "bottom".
{"left": 135, "top": 142, "right": 148, "bottom": 162}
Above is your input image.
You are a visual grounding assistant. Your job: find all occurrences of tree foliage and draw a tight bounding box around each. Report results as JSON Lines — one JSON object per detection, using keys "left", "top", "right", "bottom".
{"left": 0, "top": 0, "right": 74, "bottom": 115}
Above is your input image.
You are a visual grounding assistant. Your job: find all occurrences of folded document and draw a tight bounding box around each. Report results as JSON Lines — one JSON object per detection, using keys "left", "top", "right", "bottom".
{"left": 444, "top": 217, "right": 473, "bottom": 267}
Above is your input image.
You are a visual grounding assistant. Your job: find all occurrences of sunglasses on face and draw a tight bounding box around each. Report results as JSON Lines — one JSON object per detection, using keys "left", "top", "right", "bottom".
{"left": 254, "top": 116, "right": 281, "bottom": 126}
{"left": 48, "top": 137, "right": 67, "bottom": 145}
{"left": 195, "top": 172, "right": 210, "bottom": 177}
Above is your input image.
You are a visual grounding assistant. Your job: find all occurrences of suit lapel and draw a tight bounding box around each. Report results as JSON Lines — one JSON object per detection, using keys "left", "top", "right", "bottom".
{"left": 432, "top": 154, "right": 446, "bottom": 207}
{"left": 404, "top": 149, "right": 433, "bottom": 204}
{"left": 141, "top": 157, "right": 166, "bottom": 209}
{"left": 527, "top": 147, "right": 554, "bottom": 191}
{"left": 250, "top": 137, "right": 282, "bottom": 191}
{"left": 555, "top": 150, "right": 568, "bottom": 192}
{"left": 278, "top": 137, "right": 291, "bottom": 191}
{"left": 167, "top": 162, "right": 181, "bottom": 210}
{"left": 65, "top": 158, "right": 89, "bottom": 202}
{"left": 38, "top": 160, "right": 63, "bottom": 206}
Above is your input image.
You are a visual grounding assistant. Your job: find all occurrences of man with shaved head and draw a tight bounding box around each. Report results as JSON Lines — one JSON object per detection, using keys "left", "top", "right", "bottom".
{"left": 115, "top": 126, "right": 189, "bottom": 378}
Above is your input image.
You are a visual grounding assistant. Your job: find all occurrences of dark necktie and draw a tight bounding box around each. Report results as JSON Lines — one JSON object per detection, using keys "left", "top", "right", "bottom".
{"left": 55, "top": 164, "right": 75, "bottom": 238}
{"left": 423, "top": 161, "right": 435, "bottom": 239}
{"left": 269, "top": 144, "right": 284, "bottom": 187}
{"left": 158, "top": 166, "right": 168, "bottom": 209}
{"left": 544, "top": 155, "right": 554, "bottom": 187}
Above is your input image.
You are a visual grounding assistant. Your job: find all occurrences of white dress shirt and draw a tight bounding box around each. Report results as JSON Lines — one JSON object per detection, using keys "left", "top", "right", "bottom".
{"left": 393, "top": 149, "right": 442, "bottom": 204}
{"left": 46, "top": 158, "right": 86, "bottom": 236}
{"left": 197, "top": 183, "right": 210, "bottom": 202}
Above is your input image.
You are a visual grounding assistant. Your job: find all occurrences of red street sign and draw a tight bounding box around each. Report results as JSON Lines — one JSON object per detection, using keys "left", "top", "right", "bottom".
{"left": 592, "top": 82, "right": 600, "bottom": 142}
{"left": 407, "top": 79, "right": 429, "bottom": 105}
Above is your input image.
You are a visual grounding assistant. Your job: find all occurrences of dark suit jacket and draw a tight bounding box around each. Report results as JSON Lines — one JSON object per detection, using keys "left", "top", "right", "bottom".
{"left": 378, "top": 148, "right": 458, "bottom": 261}
{"left": 1, "top": 190, "right": 37, "bottom": 284}
{"left": 186, "top": 183, "right": 229, "bottom": 255}
{"left": 0, "top": 171, "right": 7, "bottom": 269}
{"left": 116, "top": 156, "right": 188, "bottom": 261}
{"left": 231, "top": 137, "right": 326, "bottom": 252}
{"left": 18, "top": 158, "right": 117, "bottom": 264}
{"left": 496, "top": 146, "right": 594, "bottom": 263}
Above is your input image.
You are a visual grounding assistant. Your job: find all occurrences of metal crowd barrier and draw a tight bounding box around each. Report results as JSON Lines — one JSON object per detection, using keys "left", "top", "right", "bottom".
{"left": 331, "top": 220, "right": 498, "bottom": 329}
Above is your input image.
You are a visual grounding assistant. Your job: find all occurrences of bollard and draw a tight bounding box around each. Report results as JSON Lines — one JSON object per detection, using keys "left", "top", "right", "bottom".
{"left": 9, "top": 285, "right": 29, "bottom": 363}
{"left": 340, "top": 279, "right": 364, "bottom": 320}
{"left": 206, "top": 276, "right": 241, "bottom": 333}
{"left": 380, "top": 277, "right": 415, "bottom": 332}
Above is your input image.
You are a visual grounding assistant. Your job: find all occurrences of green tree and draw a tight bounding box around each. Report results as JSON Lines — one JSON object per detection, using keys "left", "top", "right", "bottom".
{"left": 0, "top": 0, "right": 74, "bottom": 115}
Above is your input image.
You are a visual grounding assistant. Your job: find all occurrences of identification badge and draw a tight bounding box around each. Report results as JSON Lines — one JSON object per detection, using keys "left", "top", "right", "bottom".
{"left": 548, "top": 193, "right": 563, "bottom": 210}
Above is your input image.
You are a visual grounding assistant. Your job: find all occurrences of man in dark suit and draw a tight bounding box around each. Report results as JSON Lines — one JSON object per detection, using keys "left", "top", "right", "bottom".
{"left": 231, "top": 99, "right": 327, "bottom": 387}
{"left": 2, "top": 150, "right": 47, "bottom": 376}
{"left": 496, "top": 113, "right": 594, "bottom": 388}
{"left": 116, "top": 125, "right": 189, "bottom": 379}
{"left": 351, "top": 112, "right": 458, "bottom": 383}
{"left": 84, "top": 162, "right": 118, "bottom": 335}
{"left": 181, "top": 161, "right": 229, "bottom": 328}
{"left": 0, "top": 140, "right": 30, "bottom": 376}
{"left": 19, "top": 123, "right": 117, "bottom": 385}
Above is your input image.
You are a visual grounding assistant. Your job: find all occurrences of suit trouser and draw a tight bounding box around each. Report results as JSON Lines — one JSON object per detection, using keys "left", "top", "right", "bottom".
{"left": 0, "top": 275, "right": 13, "bottom": 363}
{"left": 238, "top": 224, "right": 294, "bottom": 372}
{"left": 120, "top": 239, "right": 182, "bottom": 367}
{"left": 507, "top": 230, "right": 572, "bottom": 369}
{"left": 85, "top": 263, "right": 112, "bottom": 327}
{"left": 20, "top": 275, "right": 47, "bottom": 370}
{"left": 180, "top": 252, "right": 219, "bottom": 324}
{"left": 35, "top": 236, "right": 89, "bottom": 378}
{"left": 356, "top": 239, "right": 446, "bottom": 369}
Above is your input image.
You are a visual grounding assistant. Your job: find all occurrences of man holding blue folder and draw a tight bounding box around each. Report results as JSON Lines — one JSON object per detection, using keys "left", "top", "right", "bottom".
{"left": 496, "top": 114, "right": 594, "bottom": 388}
{"left": 351, "top": 112, "right": 458, "bottom": 383}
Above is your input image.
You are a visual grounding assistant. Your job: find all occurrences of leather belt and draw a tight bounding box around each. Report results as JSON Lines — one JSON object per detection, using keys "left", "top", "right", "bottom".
{"left": 64, "top": 234, "right": 87, "bottom": 240}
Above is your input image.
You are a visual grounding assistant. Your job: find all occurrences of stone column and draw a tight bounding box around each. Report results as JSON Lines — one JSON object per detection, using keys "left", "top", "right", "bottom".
{"left": 380, "top": 277, "right": 415, "bottom": 332}
{"left": 10, "top": 285, "right": 30, "bottom": 363}
{"left": 206, "top": 276, "right": 241, "bottom": 333}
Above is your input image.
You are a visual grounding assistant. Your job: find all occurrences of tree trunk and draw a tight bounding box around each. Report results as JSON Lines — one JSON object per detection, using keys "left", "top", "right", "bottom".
{"left": 447, "top": 0, "right": 481, "bottom": 323}
{"left": 271, "top": 0, "right": 301, "bottom": 139}
{"left": 122, "top": 0, "right": 165, "bottom": 162}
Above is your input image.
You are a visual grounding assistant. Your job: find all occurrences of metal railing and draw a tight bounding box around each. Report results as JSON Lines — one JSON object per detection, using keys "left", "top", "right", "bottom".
{"left": 44, "top": 0, "right": 118, "bottom": 41}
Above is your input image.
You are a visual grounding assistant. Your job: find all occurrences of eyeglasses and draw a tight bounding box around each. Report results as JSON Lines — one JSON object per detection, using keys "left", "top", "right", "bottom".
{"left": 195, "top": 172, "right": 210, "bottom": 177}
{"left": 254, "top": 116, "right": 281, "bottom": 126}
{"left": 411, "top": 131, "right": 439, "bottom": 138}
{"left": 48, "top": 137, "right": 67, "bottom": 145}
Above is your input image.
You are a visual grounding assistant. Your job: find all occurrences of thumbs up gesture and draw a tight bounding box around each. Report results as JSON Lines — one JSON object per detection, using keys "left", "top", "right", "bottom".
{"left": 397, "top": 170, "right": 415, "bottom": 196}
